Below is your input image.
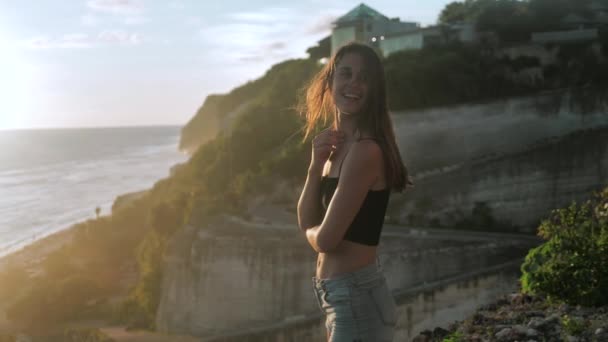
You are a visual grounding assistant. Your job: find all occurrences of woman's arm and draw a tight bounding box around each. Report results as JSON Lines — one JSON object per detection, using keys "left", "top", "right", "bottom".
{"left": 306, "top": 140, "right": 382, "bottom": 253}
{"left": 297, "top": 163, "right": 324, "bottom": 232}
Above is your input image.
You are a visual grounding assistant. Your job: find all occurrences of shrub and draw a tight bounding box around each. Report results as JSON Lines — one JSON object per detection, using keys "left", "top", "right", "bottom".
{"left": 561, "top": 314, "right": 588, "bottom": 336}
{"left": 443, "top": 331, "right": 465, "bottom": 342}
{"left": 521, "top": 188, "right": 608, "bottom": 306}
{"left": 6, "top": 274, "right": 104, "bottom": 330}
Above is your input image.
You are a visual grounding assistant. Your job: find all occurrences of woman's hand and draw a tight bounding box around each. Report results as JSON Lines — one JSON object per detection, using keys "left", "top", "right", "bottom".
{"left": 310, "top": 128, "right": 344, "bottom": 173}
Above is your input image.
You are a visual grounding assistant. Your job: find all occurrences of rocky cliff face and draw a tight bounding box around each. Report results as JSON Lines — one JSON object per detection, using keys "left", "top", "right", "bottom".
{"left": 156, "top": 219, "right": 534, "bottom": 337}
{"left": 155, "top": 221, "right": 317, "bottom": 336}
{"left": 389, "top": 90, "right": 608, "bottom": 230}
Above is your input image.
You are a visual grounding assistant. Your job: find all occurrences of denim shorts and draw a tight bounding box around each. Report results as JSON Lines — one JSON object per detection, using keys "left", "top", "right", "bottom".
{"left": 312, "top": 260, "right": 397, "bottom": 342}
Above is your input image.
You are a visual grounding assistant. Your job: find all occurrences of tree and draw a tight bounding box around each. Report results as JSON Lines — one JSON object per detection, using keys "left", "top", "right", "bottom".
{"left": 306, "top": 36, "right": 331, "bottom": 60}
{"left": 476, "top": 0, "right": 533, "bottom": 42}
{"left": 439, "top": 1, "right": 467, "bottom": 24}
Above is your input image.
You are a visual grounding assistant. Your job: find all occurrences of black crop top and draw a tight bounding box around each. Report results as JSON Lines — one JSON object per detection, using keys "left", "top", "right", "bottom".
{"left": 319, "top": 138, "right": 390, "bottom": 246}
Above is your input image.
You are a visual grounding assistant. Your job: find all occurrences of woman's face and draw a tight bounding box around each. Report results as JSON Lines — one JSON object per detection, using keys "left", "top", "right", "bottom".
{"left": 331, "top": 52, "right": 369, "bottom": 116}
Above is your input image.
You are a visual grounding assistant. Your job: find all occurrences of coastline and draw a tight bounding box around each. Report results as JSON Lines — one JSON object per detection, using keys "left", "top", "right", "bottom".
{"left": 0, "top": 226, "right": 75, "bottom": 275}
{"left": 0, "top": 189, "right": 148, "bottom": 275}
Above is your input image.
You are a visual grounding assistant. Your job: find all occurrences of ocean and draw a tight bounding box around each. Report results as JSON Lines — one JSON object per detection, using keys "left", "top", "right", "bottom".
{"left": 0, "top": 126, "right": 188, "bottom": 258}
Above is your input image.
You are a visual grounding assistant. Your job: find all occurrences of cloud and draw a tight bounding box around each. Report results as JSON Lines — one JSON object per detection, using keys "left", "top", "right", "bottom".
{"left": 98, "top": 30, "right": 140, "bottom": 44}
{"left": 24, "top": 34, "right": 93, "bottom": 49}
{"left": 24, "top": 30, "right": 140, "bottom": 49}
{"left": 86, "top": 0, "right": 143, "bottom": 15}
{"left": 201, "top": 7, "right": 297, "bottom": 64}
{"left": 184, "top": 16, "right": 202, "bottom": 27}
{"left": 227, "top": 8, "right": 291, "bottom": 23}
{"left": 81, "top": 13, "right": 101, "bottom": 27}
{"left": 124, "top": 16, "right": 149, "bottom": 25}
{"left": 168, "top": 1, "right": 185, "bottom": 10}
{"left": 199, "top": 6, "right": 343, "bottom": 65}
{"left": 235, "top": 41, "right": 289, "bottom": 62}
{"left": 304, "top": 14, "right": 337, "bottom": 35}
{"left": 265, "top": 41, "right": 287, "bottom": 51}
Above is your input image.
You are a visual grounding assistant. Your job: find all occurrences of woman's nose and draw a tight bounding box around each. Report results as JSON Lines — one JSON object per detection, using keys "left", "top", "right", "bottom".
{"left": 348, "top": 75, "right": 364, "bottom": 87}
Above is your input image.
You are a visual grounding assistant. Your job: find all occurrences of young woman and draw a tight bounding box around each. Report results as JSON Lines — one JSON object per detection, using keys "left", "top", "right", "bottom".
{"left": 297, "top": 42, "right": 412, "bottom": 341}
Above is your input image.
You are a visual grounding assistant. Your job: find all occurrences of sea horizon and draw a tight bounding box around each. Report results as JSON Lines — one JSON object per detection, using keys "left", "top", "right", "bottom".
{"left": 0, "top": 125, "right": 189, "bottom": 258}
{"left": 0, "top": 123, "right": 183, "bottom": 133}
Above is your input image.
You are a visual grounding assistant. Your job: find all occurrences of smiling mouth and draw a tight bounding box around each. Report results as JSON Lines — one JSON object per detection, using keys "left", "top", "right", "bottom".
{"left": 342, "top": 93, "right": 361, "bottom": 100}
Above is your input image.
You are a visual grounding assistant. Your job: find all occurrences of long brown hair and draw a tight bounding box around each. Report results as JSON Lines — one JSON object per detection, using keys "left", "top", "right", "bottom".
{"left": 298, "top": 42, "right": 413, "bottom": 192}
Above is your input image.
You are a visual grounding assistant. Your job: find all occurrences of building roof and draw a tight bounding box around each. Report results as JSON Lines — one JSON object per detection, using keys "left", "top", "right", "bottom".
{"left": 334, "top": 3, "right": 389, "bottom": 25}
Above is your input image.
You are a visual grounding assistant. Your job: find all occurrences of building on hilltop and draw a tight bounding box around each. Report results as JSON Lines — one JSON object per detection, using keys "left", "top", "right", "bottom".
{"left": 330, "top": 3, "right": 477, "bottom": 58}
{"left": 330, "top": 3, "right": 419, "bottom": 56}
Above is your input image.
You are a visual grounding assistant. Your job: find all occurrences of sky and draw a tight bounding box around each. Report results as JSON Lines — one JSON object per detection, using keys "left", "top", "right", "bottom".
{"left": 0, "top": 0, "right": 453, "bottom": 130}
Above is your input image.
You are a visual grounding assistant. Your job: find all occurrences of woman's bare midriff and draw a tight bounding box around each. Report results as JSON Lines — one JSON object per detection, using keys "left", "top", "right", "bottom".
{"left": 317, "top": 136, "right": 384, "bottom": 279}
{"left": 315, "top": 242, "right": 377, "bottom": 279}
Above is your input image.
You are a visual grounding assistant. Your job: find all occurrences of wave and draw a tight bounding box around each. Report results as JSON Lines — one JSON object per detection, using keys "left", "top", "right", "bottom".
{"left": 0, "top": 126, "right": 188, "bottom": 258}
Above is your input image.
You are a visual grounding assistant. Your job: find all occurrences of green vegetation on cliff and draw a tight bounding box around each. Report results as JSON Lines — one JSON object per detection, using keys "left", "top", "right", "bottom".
{"left": 440, "top": 0, "right": 608, "bottom": 42}
{"left": 521, "top": 188, "right": 608, "bottom": 306}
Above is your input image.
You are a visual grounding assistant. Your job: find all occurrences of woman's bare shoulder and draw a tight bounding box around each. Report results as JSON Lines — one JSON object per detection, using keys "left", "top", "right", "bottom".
{"left": 347, "top": 139, "right": 383, "bottom": 165}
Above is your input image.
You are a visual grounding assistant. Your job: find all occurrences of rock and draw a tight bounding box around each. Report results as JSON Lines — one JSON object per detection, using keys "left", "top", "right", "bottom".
{"left": 513, "top": 324, "right": 528, "bottom": 335}
{"left": 432, "top": 327, "right": 449, "bottom": 339}
{"left": 412, "top": 335, "right": 431, "bottom": 342}
{"left": 496, "top": 297, "right": 510, "bottom": 306}
{"left": 419, "top": 329, "right": 432, "bottom": 337}
{"left": 509, "top": 293, "right": 533, "bottom": 305}
{"left": 495, "top": 328, "right": 513, "bottom": 340}
{"left": 480, "top": 303, "right": 498, "bottom": 311}
{"left": 595, "top": 327, "right": 608, "bottom": 341}
{"left": 471, "top": 312, "right": 487, "bottom": 324}
{"left": 566, "top": 336, "right": 579, "bottom": 342}
{"left": 527, "top": 317, "right": 545, "bottom": 329}
{"left": 508, "top": 293, "right": 520, "bottom": 302}
{"left": 544, "top": 313, "right": 560, "bottom": 324}
{"left": 413, "top": 329, "right": 433, "bottom": 342}
{"left": 526, "top": 328, "right": 539, "bottom": 337}
{"left": 526, "top": 310, "right": 545, "bottom": 318}
{"left": 576, "top": 307, "right": 595, "bottom": 317}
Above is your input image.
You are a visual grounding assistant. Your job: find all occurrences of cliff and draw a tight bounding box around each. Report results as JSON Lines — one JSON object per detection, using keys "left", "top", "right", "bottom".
{"left": 178, "top": 59, "right": 320, "bottom": 154}
{"left": 155, "top": 217, "right": 536, "bottom": 337}
{"left": 387, "top": 90, "right": 608, "bottom": 231}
